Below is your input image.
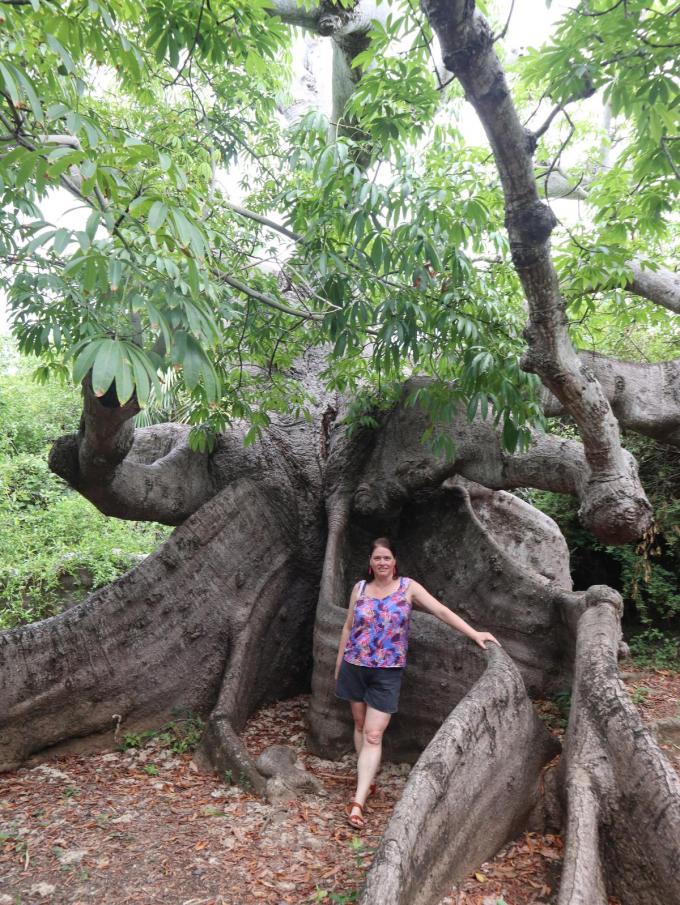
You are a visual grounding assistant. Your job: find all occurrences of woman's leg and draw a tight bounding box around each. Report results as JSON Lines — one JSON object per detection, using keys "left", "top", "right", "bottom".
{"left": 350, "top": 701, "right": 367, "bottom": 755}
{"left": 349, "top": 706, "right": 391, "bottom": 823}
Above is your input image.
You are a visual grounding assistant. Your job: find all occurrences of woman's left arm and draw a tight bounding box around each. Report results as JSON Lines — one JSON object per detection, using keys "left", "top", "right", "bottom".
{"left": 409, "top": 581, "right": 500, "bottom": 650}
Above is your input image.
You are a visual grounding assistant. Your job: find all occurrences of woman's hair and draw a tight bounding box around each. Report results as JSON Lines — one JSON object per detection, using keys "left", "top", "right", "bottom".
{"left": 370, "top": 536, "right": 397, "bottom": 557}
{"left": 367, "top": 537, "right": 398, "bottom": 578}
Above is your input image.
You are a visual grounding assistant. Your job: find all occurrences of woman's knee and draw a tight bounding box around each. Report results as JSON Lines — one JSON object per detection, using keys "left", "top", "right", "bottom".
{"left": 353, "top": 715, "right": 365, "bottom": 732}
{"left": 363, "top": 727, "right": 384, "bottom": 746}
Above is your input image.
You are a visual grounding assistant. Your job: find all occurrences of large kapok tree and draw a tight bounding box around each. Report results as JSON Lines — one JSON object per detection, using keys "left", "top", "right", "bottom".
{"left": 1, "top": 1, "right": 679, "bottom": 902}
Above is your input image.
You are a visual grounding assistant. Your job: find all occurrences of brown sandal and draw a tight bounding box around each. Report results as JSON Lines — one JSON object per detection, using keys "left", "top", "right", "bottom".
{"left": 346, "top": 800, "right": 365, "bottom": 830}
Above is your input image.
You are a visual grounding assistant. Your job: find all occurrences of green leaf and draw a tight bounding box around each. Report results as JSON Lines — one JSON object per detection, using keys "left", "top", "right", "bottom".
{"left": 148, "top": 200, "right": 168, "bottom": 231}
{"left": 502, "top": 418, "right": 518, "bottom": 453}
{"left": 8, "top": 62, "right": 43, "bottom": 122}
{"left": 85, "top": 210, "right": 101, "bottom": 240}
{"left": 0, "top": 61, "right": 20, "bottom": 105}
{"left": 114, "top": 354, "right": 135, "bottom": 404}
{"left": 73, "top": 339, "right": 104, "bottom": 384}
{"left": 108, "top": 258, "right": 123, "bottom": 292}
{"left": 91, "top": 339, "right": 122, "bottom": 397}
{"left": 127, "top": 345, "right": 153, "bottom": 402}
{"left": 23, "top": 229, "right": 56, "bottom": 256}
{"left": 46, "top": 34, "right": 76, "bottom": 74}
{"left": 52, "top": 228, "right": 71, "bottom": 255}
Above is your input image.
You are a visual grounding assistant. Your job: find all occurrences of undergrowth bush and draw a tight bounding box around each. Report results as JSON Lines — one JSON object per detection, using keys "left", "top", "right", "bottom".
{"left": 528, "top": 432, "right": 680, "bottom": 671}
{"left": 0, "top": 344, "right": 170, "bottom": 630}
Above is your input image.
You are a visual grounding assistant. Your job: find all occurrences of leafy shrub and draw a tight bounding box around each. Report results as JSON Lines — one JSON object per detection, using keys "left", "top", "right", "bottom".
{"left": 529, "top": 435, "right": 680, "bottom": 631}
{"left": 628, "top": 629, "right": 680, "bottom": 672}
{"left": 0, "top": 347, "right": 169, "bottom": 630}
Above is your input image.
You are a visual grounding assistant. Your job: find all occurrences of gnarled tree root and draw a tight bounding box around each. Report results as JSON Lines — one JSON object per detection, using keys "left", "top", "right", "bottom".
{"left": 358, "top": 643, "right": 559, "bottom": 905}
{"left": 558, "top": 588, "right": 680, "bottom": 905}
{"left": 0, "top": 478, "right": 319, "bottom": 779}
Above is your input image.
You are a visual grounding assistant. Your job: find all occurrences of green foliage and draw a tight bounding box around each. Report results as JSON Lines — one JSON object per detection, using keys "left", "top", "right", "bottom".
{"left": 0, "top": 0, "right": 678, "bottom": 458}
{"left": 0, "top": 0, "right": 556, "bottom": 452}
{"left": 628, "top": 629, "right": 680, "bottom": 672}
{"left": 538, "top": 689, "right": 571, "bottom": 733}
{"left": 529, "top": 430, "right": 680, "bottom": 664}
{"left": 119, "top": 714, "right": 205, "bottom": 754}
{"left": 518, "top": 0, "right": 680, "bottom": 359}
{"left": 630, "top": 685, "right": 651, "bottom": 705}
{"left": 0, "top": 351, "right": 169, "bottom": 629}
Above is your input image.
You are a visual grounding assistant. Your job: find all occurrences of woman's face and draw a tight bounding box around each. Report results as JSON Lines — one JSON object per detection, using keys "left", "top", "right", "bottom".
{"left": 370, "top": 545, "right": 396, "bottom": 579}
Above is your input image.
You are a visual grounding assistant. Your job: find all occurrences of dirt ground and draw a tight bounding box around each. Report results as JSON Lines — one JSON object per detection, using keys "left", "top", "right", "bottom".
{"left": 1, "top": 665, "right": 678, "bottom": 905}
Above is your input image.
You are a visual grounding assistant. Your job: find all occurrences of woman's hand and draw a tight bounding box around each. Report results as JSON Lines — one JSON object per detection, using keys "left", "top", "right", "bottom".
{"left": 473, "top": 631, "right": 500, "bottom": 649}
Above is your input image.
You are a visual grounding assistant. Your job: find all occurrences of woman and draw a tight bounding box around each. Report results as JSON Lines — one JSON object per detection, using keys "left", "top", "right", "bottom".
{"left": 334, "top": 537, "right": 499, "bottom": 830}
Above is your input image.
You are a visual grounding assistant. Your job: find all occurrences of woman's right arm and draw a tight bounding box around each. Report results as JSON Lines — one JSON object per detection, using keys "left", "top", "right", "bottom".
{"left": 335, "top": 584, "right": 360, "bottom": 681}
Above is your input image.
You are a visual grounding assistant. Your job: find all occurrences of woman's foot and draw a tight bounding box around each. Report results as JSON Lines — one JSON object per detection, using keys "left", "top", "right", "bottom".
{"left": 346, "top": 800, "right": 365, "bottom": 830}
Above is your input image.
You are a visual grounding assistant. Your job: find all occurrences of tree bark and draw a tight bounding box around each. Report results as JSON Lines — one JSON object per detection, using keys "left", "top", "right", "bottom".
{"left": 0, "top": 477, "right": 323, "bottom": 778}
{"left": 49, "top": 376, "right": 651, "bottom": 544}
{"left": 627, "top": 260, "right": 680, "bottom": 315}
{"left": 308, "top": 481, "right": 575, "bottom": 761}
{"left": 542, "top": 351, "right": 680, "bottom": 448}
{"left": 6, "top": 394, "right": 680, "bottom": 904}
{"left": 557, "top": 586, "right": 680, "bottom": 905}
{"left": 350, "top": 380, "right": 649, "bottom": 545}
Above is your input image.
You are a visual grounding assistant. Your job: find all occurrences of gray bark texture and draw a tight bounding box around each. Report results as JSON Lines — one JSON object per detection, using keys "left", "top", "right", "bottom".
{"left": 558, "top": 587, "right": 680, "bottom": 905}
{"left": 542, "top": 351, "right": 680, "bottom": 448}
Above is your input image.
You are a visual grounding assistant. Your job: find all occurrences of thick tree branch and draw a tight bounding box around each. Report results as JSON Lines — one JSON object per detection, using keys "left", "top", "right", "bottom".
{"left": 542, "top": 351, "right": 680, "bottom": 447}
{"left": 627, "top": 259, "right": 680, "bottom": 314}
{"left": 47, "top": 375, "right": 218, "bottom": 524}
{"left": 420, "top": 0, "right": 652, "bottom": 542}
{"left": 267, "top": 1, "right": 389, "bottom": 127}
{"left": 352, "top": 383, "right": 649, "bottom": 544}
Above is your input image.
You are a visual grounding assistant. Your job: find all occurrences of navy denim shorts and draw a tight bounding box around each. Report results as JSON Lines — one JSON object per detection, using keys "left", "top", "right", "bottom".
{"left": 335, "top": 659, "right": 404, "bottom": 714}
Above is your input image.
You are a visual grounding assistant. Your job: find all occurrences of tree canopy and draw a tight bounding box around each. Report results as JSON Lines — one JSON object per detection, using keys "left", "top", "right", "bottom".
{"left": 1, "top": 0, "right": 678, "bottom": 454}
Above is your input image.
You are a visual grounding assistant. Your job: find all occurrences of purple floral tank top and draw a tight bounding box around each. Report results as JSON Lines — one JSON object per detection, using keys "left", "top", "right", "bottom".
{"left": 344, "top": 577, "right": 412, "bottom": 668}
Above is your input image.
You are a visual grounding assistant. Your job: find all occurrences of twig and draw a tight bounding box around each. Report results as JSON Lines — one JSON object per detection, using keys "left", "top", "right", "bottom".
{"left": 661, "top": 136, "right": 680, "bottom": 180}
{"left": 542, "top": 108, "right": 576, "bottom": 201}
{"left": 493, "top": 0, "right": 516, "bottom": 43}
{"left": 215, "top": 271, "right": 325, "bottom": 321}
{"left": 406, "top": 0, "right": 446, "bottom": 91}
{"left": 533, "top": 103, "right": 565, "bottom": 141}
{"left": 169, "top": 0, "right": 206, "bottom": 87}
{"left": 580, "top": 0, "right": 625, "bottom": 16}
{"left": 226, "top": 203, "right": 301, "bottom": 243}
